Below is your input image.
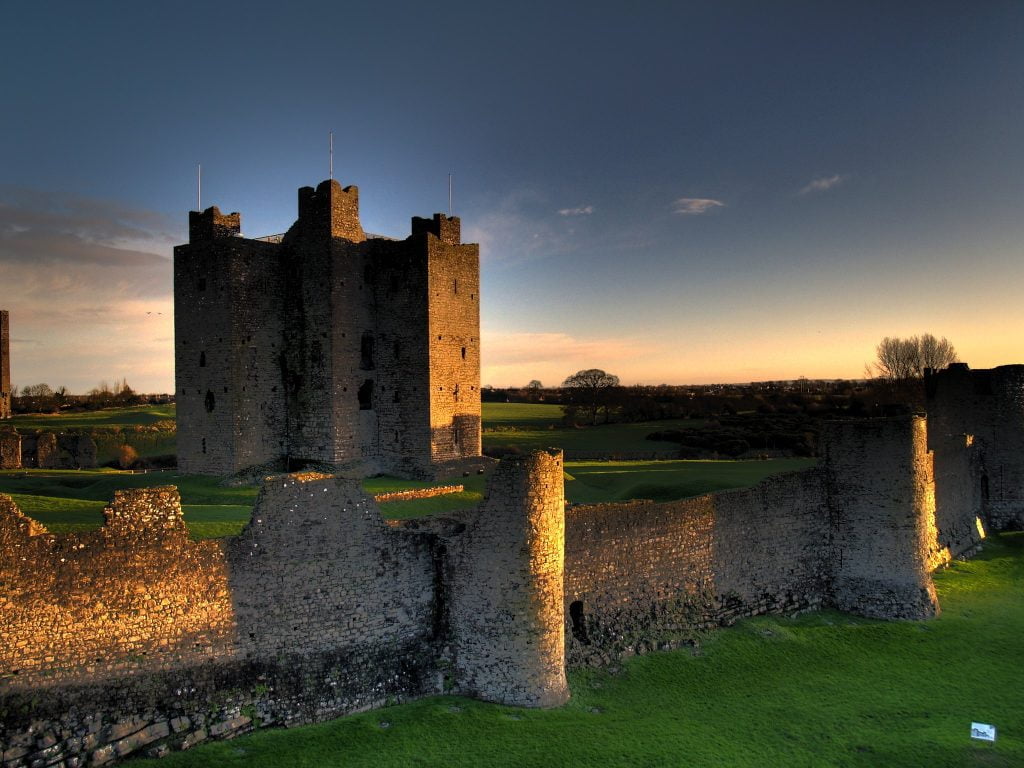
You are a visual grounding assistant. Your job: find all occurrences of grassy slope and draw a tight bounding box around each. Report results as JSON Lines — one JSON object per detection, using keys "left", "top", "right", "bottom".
{"left": 135, "top": 533, "right": 1024, "bottom": 768}
{"left": 1, "top": 403, "right": 812, "bottom": 532}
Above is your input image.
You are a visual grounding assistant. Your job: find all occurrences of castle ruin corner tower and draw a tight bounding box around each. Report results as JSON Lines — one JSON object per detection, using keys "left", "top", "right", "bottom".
{"left": 0, "top": 310, "right": 11, "bottom": 419}
{"left": 174, "top": 180, "right": 481, "bottom": 477}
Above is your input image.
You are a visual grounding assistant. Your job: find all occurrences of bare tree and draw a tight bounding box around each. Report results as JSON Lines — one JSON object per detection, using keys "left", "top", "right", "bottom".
{"left": 562, "top": 368, "right": 620, "bottom": 425}
{"left": 918, "top": 333, "right": 958, "bottom": 374}
{"left": 874, "top": 334, "right": 957, "bottom": 381}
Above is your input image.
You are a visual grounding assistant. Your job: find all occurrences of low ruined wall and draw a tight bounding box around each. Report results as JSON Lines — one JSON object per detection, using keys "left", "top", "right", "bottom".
{"left": 0, "top": 458, "right": 569, "bottom": 766}
{"left": 564, "top": 468, "right": 830, "bottom": 665}
{"left": 0, "top": 430, "right": 97, "bottom": 470}
{"left": 0, "top": 478, "right": 445, "bottom": 766}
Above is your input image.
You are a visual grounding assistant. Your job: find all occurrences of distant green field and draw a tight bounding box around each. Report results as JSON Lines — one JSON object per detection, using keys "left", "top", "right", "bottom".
{"left": 0, "top": 456, "right": 815, "bottom": 536}
{"left": 0, "top": 403, "right": 813, "bottom": 533}
{"left": 565, "top": 458, "right": 816, "bottom": 504}
{"left": 132, "top": 533, "right": 1024, "bottom": 768}
{"left": 9, "top": 404, "right": 178, "bottom": 464}
{"left": 9, "top": 404, "right": 176, "bottom": 430}
{"left": 482, "top": 402, "right": 702, "bottom": 455}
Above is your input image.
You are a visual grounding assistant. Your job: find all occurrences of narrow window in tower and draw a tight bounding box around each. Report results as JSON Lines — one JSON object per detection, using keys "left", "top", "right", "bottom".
{"left": 360, "top": 333, "right": 375, "bottom": 370}
{"left": 205, "top": 390, "right": 215, "bottom": 413}
{"left": 199, "top": 351, "right": 206, "bottom": 368}
{"left": 358, "top": 379, "right": 374, "bottom": 410}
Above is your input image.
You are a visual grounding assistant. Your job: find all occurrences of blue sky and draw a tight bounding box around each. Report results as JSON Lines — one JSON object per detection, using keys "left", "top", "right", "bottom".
{"left": 1, "top": 1, "right": 1022, "bottom": 392}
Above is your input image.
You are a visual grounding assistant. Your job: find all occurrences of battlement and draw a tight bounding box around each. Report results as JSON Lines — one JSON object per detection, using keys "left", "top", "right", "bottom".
{"left": 296, "top": 179, "right": 366, "bottom": 242}
{"left": 411, "top": 212, "right": 461, "bottom": 244}
{"left": 188, "top": 206, "right": 241, "bottom": 242}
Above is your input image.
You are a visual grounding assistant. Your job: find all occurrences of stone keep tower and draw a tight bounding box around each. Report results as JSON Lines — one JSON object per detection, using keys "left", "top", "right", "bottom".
{"left": 174, "top": 180, "right": 482, "bottom": 477}
{"left": 0, "top": 310, "right": 11, "bottom": 420}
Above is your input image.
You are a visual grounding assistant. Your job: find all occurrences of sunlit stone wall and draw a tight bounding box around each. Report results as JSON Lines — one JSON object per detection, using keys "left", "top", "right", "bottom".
{"left": 0, "top": 455, "right": 566, "bottom": 766}
{"left": 563, "top": 416, "right": 952, "bottom": 664}
{"left": 823, "top": 416, "right": 939, "bottom": 620}
{"left": 446, "top": 449, "right": 569, "bottom": 707}
{"left": 564, "top": 468, "right": 831, "bottom": 665}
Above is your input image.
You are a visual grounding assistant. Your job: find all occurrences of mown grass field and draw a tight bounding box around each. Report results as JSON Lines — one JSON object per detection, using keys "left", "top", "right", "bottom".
{"left": 131, "top": 533, "right": 1024, "bottom": 768}
{"left": 0, "top": 402, "right": 813, "bottom": 533}
{"left": 482, "top": 402, "right": 703, "bottom": 455}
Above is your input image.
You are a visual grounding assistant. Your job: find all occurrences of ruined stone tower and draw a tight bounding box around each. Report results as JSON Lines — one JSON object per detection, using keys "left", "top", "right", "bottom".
{"left": 174, "top": 180, "right": 481, "bottom": 477}
{"left": 0, "top": 311, "right": 11, "bottom": 420}
{"left": 926, "top": 362, "right": 1024, "bottom": 531}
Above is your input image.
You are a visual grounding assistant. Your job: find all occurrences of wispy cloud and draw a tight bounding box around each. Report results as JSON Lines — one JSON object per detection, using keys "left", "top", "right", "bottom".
{"left": 0, "top": 187, "right": 176, "bottom": 392}
{"left": 464, "top": 188, "right": 587, "bottom": 267}
{"left": 672, "top": 197, "right": 724, "bottom": 215}
{"left": 557, "top": 205, "right": 593, "bottom": 216}
{"left": 799, "top": 174, "right": 845, "bottom": 195}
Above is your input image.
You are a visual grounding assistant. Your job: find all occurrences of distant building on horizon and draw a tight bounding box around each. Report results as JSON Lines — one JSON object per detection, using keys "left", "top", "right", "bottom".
{"left": 174, "top": 179, "right": 482, "bottom": 477}
{"left": 0, "top": 310, "right": 11, "bottom": 419}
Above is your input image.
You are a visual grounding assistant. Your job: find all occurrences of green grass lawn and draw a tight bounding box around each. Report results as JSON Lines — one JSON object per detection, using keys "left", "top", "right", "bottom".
{"left": 564, "top": 458, "right": 816, "bottom": 504}
{"left": 482, "top": 402, "right": 703, "bottom": 455}
{"left": 0, "top": 456, "right": 814, "bottom": 535}
{"left": 8, "top": 404, "right": 176, "bottom": 429}
{"left": 131, "top": 533, "right": 1024, "bottom": 767}
{"left": 0, "top": 403, "right": 811, "bottom": 530}
{"left": 8, "top": 404, "right": 178, "bottom": 463}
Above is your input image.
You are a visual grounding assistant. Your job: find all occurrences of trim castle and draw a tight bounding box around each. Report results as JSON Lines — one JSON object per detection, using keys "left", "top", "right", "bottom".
{"left": 174, "top": 179, "right": 481, "bottom": 478}
{"left": 1, "top": 178, "right": 1023, "bottom": 766}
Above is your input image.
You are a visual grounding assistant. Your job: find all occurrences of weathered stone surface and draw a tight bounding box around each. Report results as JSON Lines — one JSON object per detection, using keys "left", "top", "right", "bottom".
{"left": 2, "top": 408, "right": 1021, "bottom": 765}
{"left": 174, "top": 180, "right": 481, "bottom": 479}
{"left": 927, "top": 363, "right": 1024, "bottom": 534}
{"left": 0, "top": 310, "right": 10, "bottom": 420}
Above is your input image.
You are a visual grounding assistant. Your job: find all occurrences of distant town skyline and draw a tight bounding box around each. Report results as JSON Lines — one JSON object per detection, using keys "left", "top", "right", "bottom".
{"left": 1, "top": 1, "right": 1022, "bottom": 393}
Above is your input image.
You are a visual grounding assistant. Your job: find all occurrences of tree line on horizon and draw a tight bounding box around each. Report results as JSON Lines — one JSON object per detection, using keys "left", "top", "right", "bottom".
{"left": 485, "top": 333, "right": 958, "bottom": 427}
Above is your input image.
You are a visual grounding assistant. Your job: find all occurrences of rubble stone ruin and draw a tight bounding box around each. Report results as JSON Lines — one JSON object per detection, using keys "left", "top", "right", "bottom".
{"left": 0, "top": 310, "right": 10, "bottom": 420}
{"left": 174, "top": 180, "right": 481, "bottom": 478}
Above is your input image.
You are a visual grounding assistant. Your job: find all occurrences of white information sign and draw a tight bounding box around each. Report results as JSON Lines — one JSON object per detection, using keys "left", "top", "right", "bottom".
{"left": 970, "top": 722, "right": 996, "bottom": 742}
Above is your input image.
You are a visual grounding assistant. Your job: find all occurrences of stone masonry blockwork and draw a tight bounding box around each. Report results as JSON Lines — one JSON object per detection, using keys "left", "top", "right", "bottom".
{"left": 174, "top": 180, "right": 481, "bottom": 479}
{"left": 0, "top": 310, "right": 10, "bottom": 420}
{"left": 3, "top": 403, "right": 1023, "bottom": 765}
